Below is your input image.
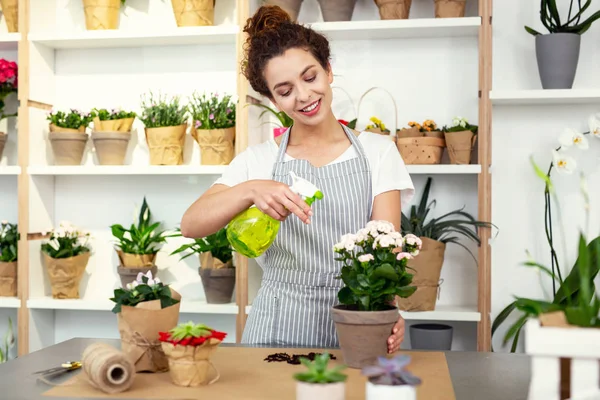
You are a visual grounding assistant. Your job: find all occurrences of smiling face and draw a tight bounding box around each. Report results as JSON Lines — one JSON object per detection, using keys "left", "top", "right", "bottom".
{"left": 263, "top": 47, "right": 334, "bottom": 128}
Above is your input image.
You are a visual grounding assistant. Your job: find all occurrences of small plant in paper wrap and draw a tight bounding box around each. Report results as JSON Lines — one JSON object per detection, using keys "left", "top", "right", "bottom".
{"left": 92, "top": 107, "right": 137, "bottom": 132}
{"left": 158, "top": 321, "right": 227, "bottom": 387}
{"left": 46, "top": 109, "right": 95, "bottom": 133}
{"left": 0, "top": 221, "right": 18, "bottom": 297}
{"left": 110, "top": 270, "right": 181, "bottom": 373}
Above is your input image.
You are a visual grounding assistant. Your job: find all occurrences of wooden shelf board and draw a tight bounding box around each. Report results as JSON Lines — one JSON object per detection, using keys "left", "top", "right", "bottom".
{"left": 490, "top": 89, "right": 600, "bottom": 105}
{"left": 27, "top": 165, "right": 227, "bottom": 176}
{"left": 0, "top": 297, "right": 20, "bottom": 309}
{"left": 0, "top": 166, "right": 21, "bottom": 175}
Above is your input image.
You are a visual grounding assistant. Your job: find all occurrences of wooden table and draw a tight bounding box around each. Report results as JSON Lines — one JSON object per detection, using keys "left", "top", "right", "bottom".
{"left": 0, "top": 338, "right": 532, "bottom": 399}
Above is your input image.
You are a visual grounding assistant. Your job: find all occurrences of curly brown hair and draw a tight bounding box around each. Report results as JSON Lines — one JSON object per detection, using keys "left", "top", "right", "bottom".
{"left": 242, "top": 5, "right": 331, "bottom": 98}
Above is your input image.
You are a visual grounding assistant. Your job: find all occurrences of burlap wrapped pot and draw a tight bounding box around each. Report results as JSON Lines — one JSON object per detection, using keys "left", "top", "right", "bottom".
{"left": 262, "top": 0, "right": 303, "bottom": 21}
{"left": 193, "top": 127, "right": 235, "bottom": 165}
{"left": 117, "top": 251, "right": 156, "bottom": 268}
{"left": 43, "top": 251, "right": 90, "bottom": 299}
{"left": 0, "top": 132, "right": 6, "bottom": 160}
{"left": 171, "top": 0, "right": 215, "bottom": 27}
{"left": 144, "top": 124, "right": 187, "bottom": 166}
{"left": 92, "top": 131, "right": 130, "bottom": 165}
{"left": 83, "top": 0, "right": 121, "bottom": 30}
{"left": 0, "top": 261, "right": 17, "bottom": 297}
{"left": 374, "top": 0, "right": 412, "bottom": 19}
{"left": 444, "top": 130, "right": 477, "bottom": 164}
{"left": 161, "top": 339, "right": 222, "bottom": 387}
{"left": 0, "top": 0, "right": 18, "bottom": 33}
{"left": 434, "top": 0, "right": 466, "bottom": 18}
{"left": 396, "top": 137, "right": 445, "bottom": 165}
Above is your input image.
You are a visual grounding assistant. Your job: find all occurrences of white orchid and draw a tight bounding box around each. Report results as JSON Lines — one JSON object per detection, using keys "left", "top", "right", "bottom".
{"left": 552, "top": 150, "right": 577, "bottom": 174}
{"left": 559, "top": 128, "right": 589, "bottom": 150}
{"left": 588, "top": 114, "right": 600, "bottom": 139}
{"left": 358, "top": 254, "right": 374, "bottom": 263}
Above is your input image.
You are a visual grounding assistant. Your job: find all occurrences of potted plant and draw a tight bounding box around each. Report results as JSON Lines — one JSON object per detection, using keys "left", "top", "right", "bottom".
{"left": 91, "top": 107, "right": 136, "bottom": 165}
{"left": 442, "top": 116, "right": 478, "bottom": 165}
{"left": 82, "top": 0, "right": 126, "bottom": 30}
{"left": 331, "top": 220, "right": 421, "bottom": 368}
{"left": 158, "top": 321, "right": 227, "bottom": 387}
{"left": 365, "top": 116, "right": 391, "bottom": 136}
{"left": 399, "top": 177, "right": 495, "bottom": 312}
{"left": 249, "top": 102, "right": 293, "bottom": 138}
{"left": 171, "top": 227, "right": 235, "bottom": 304}
{"left": 171, "top": 0, "right": 215, "bottom": 27}
{"left": 41, "top": 222, "right": 92, "bottom": 299}
{"left": 0, "top": 221, "right": 18, "bottom": 297}
{"left": 140, "top": 92, "right": 188, "bottom": 166}
{"left": 110, "top": 271, "right": 181, "bottom": 372}
{"left": 317, "top": 0, "right": 357, "bottom": 21}
{"left": 46, "top": 109, "right": 94, "bottom": 165}
{"left": 374, "top": 0, "right": 412, "bottom": 20}
{"left": 189, "top": 91, "right": 236, "bottom": 165}
{"left": 434, "top": 0, "right": 466, "bottom": 18}
{"left": 293, "top": 352, "right": 347, "bottom": 400}
{"left": 0, "top": 59, "right": 18, "bottom": 161}
{"left": 362, "top": 355, "right": 422, "bottom": 400}
{"left": 263, "top": 0, "right": 303, "bottom": 21}
{"left": 110, "top": 197, "right": 169, "bottom": 288}
{"left": 396, "top": 120, "right": 445, "bottom": 165}
{"left": 525, "top": 1, "right": 600, "bottom": 89}
{"left": 0, "top": 0, "right": 18, "bottom": 32}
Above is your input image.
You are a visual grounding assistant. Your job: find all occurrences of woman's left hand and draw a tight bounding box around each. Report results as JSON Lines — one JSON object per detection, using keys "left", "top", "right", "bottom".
{"left": 387, "top": 315, "right": 405, "bottom": 353}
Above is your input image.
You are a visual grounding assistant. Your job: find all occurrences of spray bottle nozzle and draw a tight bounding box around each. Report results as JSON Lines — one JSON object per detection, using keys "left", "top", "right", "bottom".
{"left": 289, "top": 171, "right": 324, "bottom": 205}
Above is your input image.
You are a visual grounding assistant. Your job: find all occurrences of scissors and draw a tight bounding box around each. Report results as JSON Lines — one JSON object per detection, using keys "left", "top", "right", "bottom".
{"left": 33, "top": 361, "right": 82, "bottom": 376}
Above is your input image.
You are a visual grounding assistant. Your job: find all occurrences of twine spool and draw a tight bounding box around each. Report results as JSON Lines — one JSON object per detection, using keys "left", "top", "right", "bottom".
{"left": 81, "top": 342, "right": 135, "bottom": 394}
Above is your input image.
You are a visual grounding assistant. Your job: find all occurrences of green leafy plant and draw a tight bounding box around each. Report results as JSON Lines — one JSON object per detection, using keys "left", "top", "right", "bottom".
{"left": 0, "top": 317, "right": 15, "bottom": 364}
{"left": 525, "top": 0, "right": 600, "bottom": 36}
{"left": 46, "top": 109, "right": 95, "bottom": 130}
{"left": 109, "top": 271, "right": 179, "bottom": 313}
{"left": 250, "top": 103, "right": 293, "bottom": 128}
{"left": 293, "top": 352, "right": 347, "bottom": 384}
{"left": 362, "top": 355, "right": 422, "bottom": 386}
{"left": 333, "top": 220, "right": 421, "bottom": 311}
{"left": 401, "top": 177, "right": 496, "bottom": 262}
{"left": 0, "top": 221, "right": 18, "bottom": 262}
{"left": 92, "top": 107, "right": 136, "bottom": 121}
{"left": 41, "top": 221, "right": 91, "bottom": 259}
{"left": 170, "top": 227, "right": 233, "bottom": 265}
{"left": 139, "top": 92, "right": 188, "bottom": 128}
{"left": 443, "top": 116, "right": 478, "bottom": 134}
{"left": 110, "top": 197, "right": 169, "bottom": 255}
{"left": 188, "top": 91, "right": 236, "bottom": 130}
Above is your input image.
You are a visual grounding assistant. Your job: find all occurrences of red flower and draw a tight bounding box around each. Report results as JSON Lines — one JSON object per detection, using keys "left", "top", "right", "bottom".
{"left": 338, "top": 119, "right": 349, "bottom": 126}
{"left": 157, "top": 328, "right": 228, "bottom": 347}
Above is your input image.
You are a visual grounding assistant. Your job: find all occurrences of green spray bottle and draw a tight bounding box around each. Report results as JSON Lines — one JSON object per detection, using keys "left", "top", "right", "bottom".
{"left": 226, "top": 171, "right": 323, "bottom": 258}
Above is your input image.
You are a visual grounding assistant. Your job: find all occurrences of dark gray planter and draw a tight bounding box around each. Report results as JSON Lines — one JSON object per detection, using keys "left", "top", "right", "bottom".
{"left": 409, "top": 323, "right": 453, "bottom": 350}
{"left": 117, "top": 265, "right": 157, "bottom": 288}
{"left": 535, "top": 33, "right": 581, "bottom": 89}
{"left": 199, "top": 267, "right": 236, "bottom": 304}
{"left": 317, "top": 0, "right": 357, "bottom": 21}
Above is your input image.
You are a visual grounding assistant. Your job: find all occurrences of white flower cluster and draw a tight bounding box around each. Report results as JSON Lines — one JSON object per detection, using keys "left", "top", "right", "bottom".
{"left": 43, "top": 221, "right": 91, "bottom": 251}
{"left": 126, "top": 270, "right": 161, "bottom": 291}
{"left": 553, "top": 114, "right": 600, "bottom": 175}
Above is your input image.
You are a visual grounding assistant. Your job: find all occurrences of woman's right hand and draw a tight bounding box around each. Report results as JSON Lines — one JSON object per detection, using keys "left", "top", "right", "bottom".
{"left": 248, "top": 180, "right": 313, "bottom": 224}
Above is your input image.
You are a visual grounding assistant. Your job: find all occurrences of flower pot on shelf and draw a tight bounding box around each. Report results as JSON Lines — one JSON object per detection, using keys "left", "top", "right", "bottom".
{"left": 92, "top": 131, "right": 130, "bottom": 165}
{"left": 117, "top": 265, "right": 157, "bottom": 289}
{"left": 0, "top": 0, "right": 18, "bottom": 32}
{"left": 198, "top": 253, "right": 235, "bottom": 304}
{"left": 395, "top": 127, "right": 421, "bottom": 139}
{"left": 297, "top": 381, "right": 346, "bottom": 400}
{"left": 374, "top": 0, "right": 412, "bottom": 20}
{"left": 117, "top": 251, "right": 156, "bottom": 268}
{"left": 0, "top": 132, "right": 6, "bottom": 160}
{"left": 535, "top": 33, "right": 581, "bottom": 90}
{"left": 409, "top": 323, "right": 453, "bottom": 350}
{"left": 82, "top": 0, "right": 121, "bottom": 30}
{"left": 434, "top": 0, "right": 466, "bottom": 18}
{"left": 317, "top": 0, "right": 357, "bottom": 22}
{"left": 43, "top": 251, "right": 90, "bottom": 299}
{"left": 366, "top": 381, "right": 417, "bottom": 400}
{"left": 171, "top": 0, "right": 215, "bottom": 27}
{"left": 444, "top": 130, "right": 476, "bottom": 164}
{"left": 424, "top": 130, "right": 444, "bottom": 139}
{"left": 94, "top": 117, "right": 135, "bottom": 133}
{"left": 144, "top": 124, "right": 187, "bottom": 166}
{"left": 48, "top": 124, "right": 89, "bottom": 165}
{"left": 263, "top": 0, "right": 303, "bottom": 21}
{"left": 396, "top": 137, "right": 445, "bottom": 165}
{"left": 0, "top": 261, "right": 17, "bottom": 297}
{"left": 192, "top": 127, "right": 235, "bottom": 166}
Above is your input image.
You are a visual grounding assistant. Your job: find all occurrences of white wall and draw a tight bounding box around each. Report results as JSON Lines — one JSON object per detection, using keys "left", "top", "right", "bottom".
{"left": 491, "top": 1, "right": 600, "bottom": 352}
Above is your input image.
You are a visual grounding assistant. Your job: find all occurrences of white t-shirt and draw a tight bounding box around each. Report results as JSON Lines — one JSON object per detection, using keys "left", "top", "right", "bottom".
{"left": 214, "top": 131, "right": 415, "bottom": 209}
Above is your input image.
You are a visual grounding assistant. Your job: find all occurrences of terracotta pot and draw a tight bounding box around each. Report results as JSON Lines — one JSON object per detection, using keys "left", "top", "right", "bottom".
{"left": 43, "top": 252, "right": 90, "bottom": 299}
{"left": 366, "top": 381, "right": 416, "bottom": 400}
{"left": 297, "top": 381, "right": 346, "bottom": 400}
{"left": 92, "top": 131, "right": 130, "bottom": 165}
{"left": 331, "top": 305, "right": 398, "bottom": 368}
{"left": 117, "top": 265, "right": 158, "bottom": 288}
{"left": 144, "top": 124, "right": 187, "bottom": 166}
{"left": 171, "top": 0, "right": 215, "bottom": 27}
{"left": 262, "top": 0, "right": 303, "bottom": 21}
{"left": 317, "top": 0, "right": 357, "bottom": 21}
{"left": 82, "top": 0, "right": 121, "bottom": 30}
{"left": 0, "top": 132, "right": 6, "bottom": 160}
{"left": 198, "top": 266, "right": 235, "bottom": 304}
{"left": 0, "top": 261, "right": 17, "bottom": 297}
{"left": 434, "top": 0, "right": 466, "bottom": 18}
{"left": 48, "top": 131, "right": 89, "bottom": 166}
{"left": 0, "top": 0, "right": 18, "bottom": 32}
{"left": 374, "top": 0, "right": 412, "bottom": 20}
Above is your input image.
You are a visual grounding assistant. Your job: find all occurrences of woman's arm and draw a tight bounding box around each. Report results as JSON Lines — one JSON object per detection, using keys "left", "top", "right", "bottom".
{"left": 371, "top": 190, "right": 402, "bottom": 232}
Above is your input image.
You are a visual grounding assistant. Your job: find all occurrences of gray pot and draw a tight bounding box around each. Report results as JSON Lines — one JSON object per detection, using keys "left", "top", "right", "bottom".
{"left": 409, "top": 323, "right": 453, "bottom": 350}
{"left": 117, "top": 265, "right": 157, "bottom": 288}
{"left": 317, "top": 0, "right": 357, "bottom": 21}
{"left": 199, "top": 267, "right": 236, "bottom": 304}
{"left": 535, "top": 33, "right": 581, "bottom": 89}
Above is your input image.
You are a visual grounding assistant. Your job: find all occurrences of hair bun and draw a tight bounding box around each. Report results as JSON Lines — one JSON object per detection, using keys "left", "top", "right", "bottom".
{"left": 244, "top": 5, "right": 292, "bottom": 38}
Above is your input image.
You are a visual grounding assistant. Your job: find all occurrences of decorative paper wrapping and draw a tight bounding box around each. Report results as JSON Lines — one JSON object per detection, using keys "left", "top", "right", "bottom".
{"left": 49, "top": 124, "right": 86, "bottom": 134}
{"left": 0, "top": 132, "right": 6, "bottom": 160}
{"left": 193, "top": 127, "right": 235, "bottom": 165}
{"left": 43, "top": 252, "right": 90, "bottom": 299}
{"left": 171, "top": 0, "right": 215, "bottom": 27}
{"left": 397, "top": 237, "right": 445, "bottom": 312}
{"left": 262, "top": 0, "right": 303, "bottom": 21}
{"left": 117, "top": 289, "right": 181, "bottom": 373}
{"left": 83, "top": 0, "right": 120, "bottom": 30}
{"left": 0, "top": 0, "right": 18, "bottom": 32}
{"left": 396, "top": 137, "right": 445, "bottom": 165}
{"left": 396, "top": 126, "right": 421, "bottom": 139}
{"left": 49, "top": 131, "right": 89, "bottom": 165}
{"left": 199, "top": 252, "right": 231, "bottom": 270}
{"left": 424, "top": 130, "right": 445, "bottom": 139}
{"left": 365, "top": 127, "right": 389, "bottom": 136}
{"left": 161, "top": 339, "right": 222, "bottom": 387}
{"left": 92, "top": 131, "right": 130, "bottom": 165}
{"left": 117, "top": 251, "right": 156, "bottom": 268}
{"left": 444, "top": 130, "right": 477, "bottom": 165}
{"left": 94, "top": 117, "right": 135, "bottom": 133}
{"left": 434, "top": 0, "right": 466, "bottom": 18}
{"left": 0, "top": 261, "right": 17, "bottom": 297}
{"left": 374, "top": 0, "right": 412, "bottom": 19}
{"left": 316, "top": 0, "right": 356, "bottom": 21}
{"left": 145, "top": 124, "right": 187, "bottom": 166}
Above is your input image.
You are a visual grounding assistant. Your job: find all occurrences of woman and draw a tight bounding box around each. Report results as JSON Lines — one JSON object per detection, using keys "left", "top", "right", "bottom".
{"left": 181, "top": 5, "right": 414, "bottom": 353}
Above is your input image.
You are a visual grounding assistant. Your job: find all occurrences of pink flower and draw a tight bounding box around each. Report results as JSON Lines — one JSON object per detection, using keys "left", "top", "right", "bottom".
{"left": 226, "top": 108, "right": 232, "bottom": 114}
{"left": 195, "top": 120, "right": 202, "bottom": 128}
{"left": 396, "top": 252, "right": 413, "bottom": 261}
{"left": 209, "top": 113, "right": 214, "bottom": 120}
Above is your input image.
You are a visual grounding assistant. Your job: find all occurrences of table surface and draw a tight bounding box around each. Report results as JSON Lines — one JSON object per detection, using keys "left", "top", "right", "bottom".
{"left": 0, "top": 338, "right": 532, "bottom": 400}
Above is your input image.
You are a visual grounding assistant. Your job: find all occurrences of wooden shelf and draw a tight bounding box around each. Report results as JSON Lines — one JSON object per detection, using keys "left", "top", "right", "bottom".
{"left": 0, "top": 297, "right": 20, "bottom": 309}
{"left": 490, "top": 89, "right": 600, "bottom": 105}
{"left": 406, "top": 165, "right": 481, "bottom": 174}
{"left": 0, "top": 166, "right": 20, "bottom": 175}
{"left": 27, "top": 165, "right": 227, "bottom": 176}
{"left": 27, "top": 25, "right": 238, "bottom": 50}
{"left": 0, "top": 33, "right": 21, "bottom": 51}
{"left": 308, "top": 17, "right": 481, "bottom": 40}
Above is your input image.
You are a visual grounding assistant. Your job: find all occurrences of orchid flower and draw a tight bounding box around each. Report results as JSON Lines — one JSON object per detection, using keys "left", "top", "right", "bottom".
{"left": 559, "top": 128, "right": 589, "bottom": 150}
{"left": 588, "top": 114, "right": 600, "bottom": 140}
{"left": 552, "top": 150, "right": 577, "bottom": 174}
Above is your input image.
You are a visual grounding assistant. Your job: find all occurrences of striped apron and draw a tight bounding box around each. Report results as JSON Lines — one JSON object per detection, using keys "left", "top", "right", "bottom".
{"left": 241, "top": 124, "right": 373, "bottom": 347}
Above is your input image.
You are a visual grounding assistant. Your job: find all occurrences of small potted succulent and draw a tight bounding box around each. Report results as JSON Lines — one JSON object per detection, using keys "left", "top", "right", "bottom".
{"left": 0, "top": 58, "right": 18, "bottom": 161}
{"left": 171, "top": 227, "right": 235, "bottom": 304}
{"left": 110, "top": 271, "right": 181, "bottom": 373}
{"left": 442, "top": 116, "right": 478, "bottom": 165}
{"left": 140, "top": 92, "right": 188, "bottom": 166}
{"left": 189, "top": 91, "right": 236, "bottom": 165}
{"left": 82, "top": 0, "right": 127, "bottom": 30}
{"left": 293, "top": 352, "right": 347, "bottom": 400}
{"left": 46, "top": 109, "right": 95, "bottom": 165}
{"left": 41, "top": 221, "right": 92, "bottom": 299}
{"left": 110, "top": 197, "right": 170, "bottom": 287}
{"left": 91, "top": 107, "right": 137, "bottom": 165}
{"left": 159, "top": 321, "right": 227, "bottom": 387}
{"left": 362, "top": 355, "right": 422, "bottom": 400}
{"left": 0, "top": 221, "right": 18, "bottom": 297}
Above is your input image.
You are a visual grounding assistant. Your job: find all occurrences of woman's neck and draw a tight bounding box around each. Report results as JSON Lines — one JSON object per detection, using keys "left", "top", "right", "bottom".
{"left": 288, "top": 112, "right": 345, "bottom": 146}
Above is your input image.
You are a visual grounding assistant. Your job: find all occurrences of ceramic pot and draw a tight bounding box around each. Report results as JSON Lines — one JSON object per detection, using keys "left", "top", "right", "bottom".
{"left": 535, "top": 33, "right": 580, "bottom": 89}
{"left": 92, "top": 131, "right": 130, "bottom": 165}
{"left": 410, "top": 323, "right": 453, "bottom": 350}
{"left": 199, "top": 267, "right": 235, "bottom": 304}
{"left": 366, "top": 381, "right": 416, "bottom": 400}
{"left": 296, "top": 381, "right": 345, "bottom": 400}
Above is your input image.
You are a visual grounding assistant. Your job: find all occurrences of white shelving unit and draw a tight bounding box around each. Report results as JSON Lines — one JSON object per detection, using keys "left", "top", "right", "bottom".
{"left": 0, "top": 298, "right": 20, "bottom": 309}
{"left": 0, "top": 33, "right": 20, "bottom": 51}
{"left": 0, "top": 166, "right": 20, "bottom": 175}
{"left": 490, "top": 89, "right": 600, "bottom": 105}
{"left": 27, "top": 165, "right": 228, "bottom": 176}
